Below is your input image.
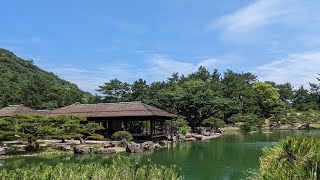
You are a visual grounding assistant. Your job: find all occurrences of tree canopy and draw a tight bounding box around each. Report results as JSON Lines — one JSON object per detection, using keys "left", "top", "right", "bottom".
{"left": 0, "top": 48, "right": 93, "bottom": 109}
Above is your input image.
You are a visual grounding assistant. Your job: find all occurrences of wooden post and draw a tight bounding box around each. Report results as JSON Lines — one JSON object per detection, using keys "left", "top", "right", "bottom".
{"left": 150, "top": 119, "right": 154, "bottom": 137}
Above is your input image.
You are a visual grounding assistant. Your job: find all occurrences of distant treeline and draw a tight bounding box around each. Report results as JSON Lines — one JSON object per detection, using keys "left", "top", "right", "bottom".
{"left": 97, "top": 68, "right": 320, "bottom": 128}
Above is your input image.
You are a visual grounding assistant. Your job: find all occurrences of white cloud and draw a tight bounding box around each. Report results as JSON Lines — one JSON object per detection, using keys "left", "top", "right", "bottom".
{"left": 256, "top": 52, "right": 320, "bottom": 88}
{"left": 148, "top": 54, "right": 217, "bottom": 80}
{"left": 43, "top": 55, "right": 219, "bottom": 93}
{"left": 210, "top": 0, "right": 311, "bottom": 35}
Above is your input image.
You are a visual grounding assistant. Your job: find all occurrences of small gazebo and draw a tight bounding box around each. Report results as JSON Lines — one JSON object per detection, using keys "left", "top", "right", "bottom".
{"left": 48, "top": 102, "right": 176, "bottom": 138}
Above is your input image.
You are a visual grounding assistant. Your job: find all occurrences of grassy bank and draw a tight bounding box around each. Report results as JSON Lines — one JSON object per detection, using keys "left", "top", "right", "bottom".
{"left": 0, "top": 155, "right": 181, "bottom": 180}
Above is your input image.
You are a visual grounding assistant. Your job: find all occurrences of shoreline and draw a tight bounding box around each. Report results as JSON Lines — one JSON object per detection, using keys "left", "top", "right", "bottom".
{"left": 0, "top": 133, "right": 222, "bottom": 159}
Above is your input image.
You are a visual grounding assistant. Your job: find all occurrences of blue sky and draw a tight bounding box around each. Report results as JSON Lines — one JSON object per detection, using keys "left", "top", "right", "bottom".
{"left": 1, "top": 0, "right": 320, "bottom": 93}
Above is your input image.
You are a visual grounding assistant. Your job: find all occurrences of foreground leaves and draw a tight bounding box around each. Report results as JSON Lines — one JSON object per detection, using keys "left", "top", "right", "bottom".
{"left": 0, "top": 156, "right": 181, "bottom": 180}
{"left": 248, "top": 136, "right": 320, "bottom": 180}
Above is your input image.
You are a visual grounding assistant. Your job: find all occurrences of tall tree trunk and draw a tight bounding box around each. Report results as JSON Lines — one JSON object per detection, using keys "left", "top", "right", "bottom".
{"left": 61, "top": 138, "right": 65, "bottom": 143}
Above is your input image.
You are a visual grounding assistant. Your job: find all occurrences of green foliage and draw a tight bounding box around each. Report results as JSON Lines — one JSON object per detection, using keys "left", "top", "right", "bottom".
{"left": 25, "top": 142, "right": 40, "bottom": 152}
{"left": 252, "top": 82, "right": 280, "bottom": 118}
{"left": 0, "top": 114, "right": 55, "bottom": 144}
{"left": 112, "top": 131, "right": 133, "bottom": 141}
{"left": 179, "top": 126, "right": 190, "bottom": 136}
{"left": 51, "top": 115, "right": 104, "bottom": 143}
{"left": 202, "top": 117, "right": 225, "bottom": 130}
{"left": 0, "top": 156, "right": 181, "bottom": 180}
{"left": 167, "top": 116, "right": 189, "bottom": 134}
{"left": 97, "top": 78, "right": 131, "bottom": 102}
{"left": 0, "top": 114, "right": 103, "bottom": 145}
{"left": 0, "top": 48, "right": 94, "bottom": 109}
{"left": 228, "top": 113, "right": 261, "bottom": 124}
{"left": 249, "top": 136, "right": 320, "bottom": 180}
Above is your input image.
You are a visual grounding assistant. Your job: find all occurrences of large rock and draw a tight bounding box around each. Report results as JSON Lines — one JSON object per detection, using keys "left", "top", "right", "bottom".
{"left": 159, "top": 140, "right": 168, "bottom": 146}
{"left": 171, "top": 135, "right": 177, "bottom": 142}
{"left": 141, "top": 141, "right": 154, "bottom": 150}
{"left": 60, "top": 145, "right": 71, "bottom": 151}
{"left": 185, "top": 133, "right": 194, "bottom": 138}
{"left": 0, "top": 147, "right": 7, "bottom": 155}
{"left": 95, "top": 148, "right": 116, "bottom": 154}
{"left": 186, "top": 137, "right": 196, "bottom": 141}
{"left": 203, "top": 132, "right": 211, "bottom": 136}
{"left": 125, "top": 141, "right": 143, "bottom": 153}
{"left": 198, "top": 127, "right": 206, "bottom": 135}
{"left": 74, "top": 146, "right": 95, "bottom": 154}
{"left": 178, "top": 134, "right": 186, "bottom": 142}
{"left": 194, "top": 134, "right": 204, "bottom": 140}
{"left": 103, "top": 142, "right": 112, "bottom": 148}
{"left": 154, "top": 143, "right": 161, "bottom": 149}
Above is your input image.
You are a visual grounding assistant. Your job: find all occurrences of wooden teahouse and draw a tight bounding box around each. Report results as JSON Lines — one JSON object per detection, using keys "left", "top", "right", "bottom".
{"left": 0, "top": 105, "right": 37, "bottom": 118}
{"left": 48, "top": 102, "right": 176, "bottom": 138}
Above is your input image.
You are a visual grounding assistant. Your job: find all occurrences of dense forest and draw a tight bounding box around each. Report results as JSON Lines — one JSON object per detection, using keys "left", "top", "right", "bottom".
{"left": 1, "top": 48, "right": 319, "bottom": 129}
{"left": 0, "top": 48, "right": 95, "bottom": 109}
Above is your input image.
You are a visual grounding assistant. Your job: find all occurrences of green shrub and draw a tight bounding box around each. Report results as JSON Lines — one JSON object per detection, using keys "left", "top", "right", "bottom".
{"left": 179, "top": 126, "right": 189, "bottom": 135}
{"left": 250, "top": 126, "right": 259, "bottom": 132}
{"left": 0, "top": 156, "right": 181, "bottom": 180}
{"left": 25, "top": 142, "right": 40, "bottom": 152}
{"left": 248, "top": 136, "right": 320, "bottom": 180}
{"left": 112, "top": 131, "right": 133, "bottom": 141}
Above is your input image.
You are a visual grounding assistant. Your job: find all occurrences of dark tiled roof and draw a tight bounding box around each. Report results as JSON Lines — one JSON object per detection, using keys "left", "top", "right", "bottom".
{"left": 48, "top": 102, "right": 176, "bottom": 118}
{"left": 0, "top": 105, "right": 37, "bottom": 117}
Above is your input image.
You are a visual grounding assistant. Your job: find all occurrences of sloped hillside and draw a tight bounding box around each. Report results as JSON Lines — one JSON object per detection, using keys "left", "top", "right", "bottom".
{"left": 0, "top": 48, "right": 93, "bottom": 109}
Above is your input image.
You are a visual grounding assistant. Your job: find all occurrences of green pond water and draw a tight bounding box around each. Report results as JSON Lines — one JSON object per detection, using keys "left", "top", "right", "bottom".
{"left": 1, "top": 130, "right": 319, "bottom": 180}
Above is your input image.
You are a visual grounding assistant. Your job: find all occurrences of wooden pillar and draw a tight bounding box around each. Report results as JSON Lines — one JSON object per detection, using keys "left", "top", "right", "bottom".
{"left": 150, "top": 119, "right": 154, "bottom": 137}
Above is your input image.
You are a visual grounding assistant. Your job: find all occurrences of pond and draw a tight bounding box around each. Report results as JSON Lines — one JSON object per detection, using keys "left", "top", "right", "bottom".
{"left": 1, "top": 130, "right": 319, "bottom": 180}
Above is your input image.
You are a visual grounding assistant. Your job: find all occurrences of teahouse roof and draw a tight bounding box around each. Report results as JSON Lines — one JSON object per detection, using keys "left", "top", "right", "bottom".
{"left": 48, "top": 102, "right": 176, "bottom": 118}
{"left": 0, "top": 105, "right": 37, "bottom": 117}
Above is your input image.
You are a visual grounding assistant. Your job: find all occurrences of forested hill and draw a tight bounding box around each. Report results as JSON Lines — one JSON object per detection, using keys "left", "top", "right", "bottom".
{"left": 0, "top": 48, "right": 93, "bottom": 110}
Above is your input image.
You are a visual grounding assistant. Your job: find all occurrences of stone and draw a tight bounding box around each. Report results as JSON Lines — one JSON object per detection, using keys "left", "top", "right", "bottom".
{"left": 154, "top": 143, "right": 161, "bottom": 149}
{"left": 74, "top": 146, "right": 95, "bottom": 154}
{"left": 185, "top": 133, "right": 194, "bottom": 138}
{"left": 141, "top": 141, "right": 154, "bottom": 150}
{"left": 159, "top": 140, "right": 168, "bottom": 146}
{"left": 178, "top": 134, "right": 186, "bottom": 142}
{"left": 103, "top": 142, "right": 112, "bottom": 148}
{"left": 124, "top": 141, "right": 143, "bottom": 153}
{"left": 198, "top": 127, "right": 206, "bottom": 135}
{"left": 0, "top": 147, "right": 7, "bottom": 155}
{"left": 95, "top": 148, "right": 116, "bottom": 154}
{"left": 203, "top": 132, "right": 211, "bottom": 136}
{"left": 186, "top": 137, "right": 196, "bottom": 141}
{"left": 171, "top": 135, "right": 177, "bottom": 142}
{"left": 194, "top": 134, "right": 203, "bottom": 140}
{"left": 119, "top": 139, "right": 128, "bottom": 148}
{"left": 60, "top": 145, "right": 71, "bottom": 151}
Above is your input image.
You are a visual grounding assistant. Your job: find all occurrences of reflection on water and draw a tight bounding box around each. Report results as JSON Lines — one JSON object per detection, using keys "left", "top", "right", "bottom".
{"left": 1, "top": 130, "right": 319, "bottom": 180}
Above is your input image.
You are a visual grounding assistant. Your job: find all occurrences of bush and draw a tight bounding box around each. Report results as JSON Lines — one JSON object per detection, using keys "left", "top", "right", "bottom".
{"left": 179, "top": 126, "right": 189, "bottom": 135}
{"left": 112, "top": 131, "right": 133, "bottom": 141}
{"left": 202, "top": 117, "right": 225, "bottom": 130}
{"left": 250, "top": 126, "right": 259, "bottom": 132}
{"left": 248, "top": 136, "right": 320, "bottom": 180}
{"left": 25, "top": 142, "right": 40, "bottom": 152}
{"left": 0, "top": 156, "right": 181, "bottom": 180}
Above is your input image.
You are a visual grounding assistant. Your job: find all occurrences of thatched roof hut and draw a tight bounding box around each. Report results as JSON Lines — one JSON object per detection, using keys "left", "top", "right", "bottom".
{"left": 48, "top": 102, "right": 176, "bottom": 138}
{"left": 48, "top": 101, "right": 176, "bottom": 119}
{"left": 0, "top": 105, "right": 37, "bottom": 118}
